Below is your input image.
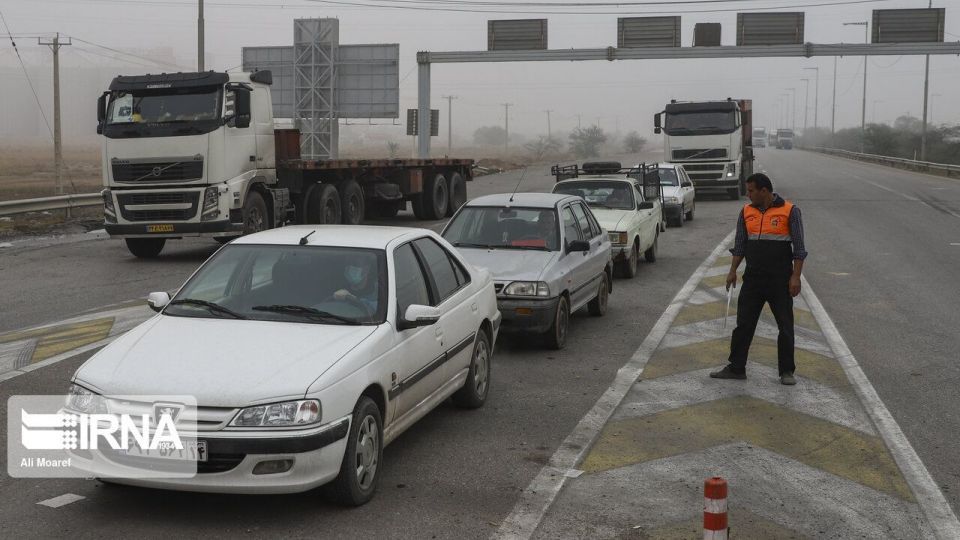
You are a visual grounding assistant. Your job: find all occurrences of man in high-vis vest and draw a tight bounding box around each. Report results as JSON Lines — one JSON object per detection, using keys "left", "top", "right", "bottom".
{"left": 711, "top": 173, "right": 807, "bottom": 385}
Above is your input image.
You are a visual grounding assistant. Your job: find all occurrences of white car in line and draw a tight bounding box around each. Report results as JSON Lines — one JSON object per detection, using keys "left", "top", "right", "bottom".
{"left": 658, "top": 163, "right": 697, "bottom": 227}
{"left": 552, "top": 173, "right": 662, "bottom": 279}
{"left": 64, "top": 225, "right": 500, "bottom": 503}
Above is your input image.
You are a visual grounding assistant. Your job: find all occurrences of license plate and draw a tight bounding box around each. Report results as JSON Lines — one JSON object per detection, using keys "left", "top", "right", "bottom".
{"left": 122, "top": 440, "right": 207, "bottom": 462}
{"left": 146, "top": 224, "right": 174, "bottom": 233}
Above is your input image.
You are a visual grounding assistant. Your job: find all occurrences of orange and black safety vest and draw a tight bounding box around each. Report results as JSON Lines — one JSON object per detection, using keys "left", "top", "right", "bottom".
{"left": 742, "top": 199, "right": 795, "bottom": 277}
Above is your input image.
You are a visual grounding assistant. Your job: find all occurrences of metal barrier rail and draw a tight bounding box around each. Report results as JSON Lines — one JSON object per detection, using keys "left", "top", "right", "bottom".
{"left": 0, "top": 193, "right": 102, "bottom": 217}
{"left": 809, "top": 147, "right": 960, "bottom": 178}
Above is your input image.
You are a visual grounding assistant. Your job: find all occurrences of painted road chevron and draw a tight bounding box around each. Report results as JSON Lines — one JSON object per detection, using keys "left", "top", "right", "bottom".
{"left": 499, "top": 239, "right": 959, "bottom": 539}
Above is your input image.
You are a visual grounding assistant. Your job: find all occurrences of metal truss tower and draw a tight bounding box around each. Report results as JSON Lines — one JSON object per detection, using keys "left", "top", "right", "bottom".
{"left": 294, "top": 18, "right": 338, "bottom": 159}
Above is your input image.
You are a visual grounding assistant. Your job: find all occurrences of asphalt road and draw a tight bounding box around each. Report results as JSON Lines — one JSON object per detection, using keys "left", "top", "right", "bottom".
{"left": 0, "top": 149, "right": 957, "bottom": 537}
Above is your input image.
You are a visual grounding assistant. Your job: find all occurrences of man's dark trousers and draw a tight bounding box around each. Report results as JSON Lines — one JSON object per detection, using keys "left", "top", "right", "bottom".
{"left": 727, "top": 273, "right": 795, "bottom": 375}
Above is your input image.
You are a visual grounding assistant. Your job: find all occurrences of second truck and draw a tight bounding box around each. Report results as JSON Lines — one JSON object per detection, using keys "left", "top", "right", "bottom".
{"left": 97, "top": 70, "right": 473, "bottom": 258}
{"left": 654, "top": 98, "right": 754, "bottom": 200}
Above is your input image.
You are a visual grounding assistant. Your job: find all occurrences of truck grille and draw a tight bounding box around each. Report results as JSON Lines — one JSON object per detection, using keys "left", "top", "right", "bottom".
{"left": 112, "top": 159, "right": 204, "bottom": 183}
{"left": 679, "top": 163, "right": 726, "bottom": 182}
{"left": 116, "top": 191, "right": 200, "bottom": 222}
{"left": 672, "top": 148, "right": 727, "bottom": 160}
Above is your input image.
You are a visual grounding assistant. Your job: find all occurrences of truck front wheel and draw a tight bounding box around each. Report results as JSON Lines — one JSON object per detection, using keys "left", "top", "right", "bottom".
{"left": 242, "top": 191, "right": 269, "bottom": 235}
{"left": 125, "top": 238, "right": 165, "bottom": 258}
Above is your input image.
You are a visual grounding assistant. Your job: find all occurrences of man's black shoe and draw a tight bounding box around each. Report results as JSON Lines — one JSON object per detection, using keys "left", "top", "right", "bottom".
{"left": 709, "top": 365, "right": 747, "bottom": 380}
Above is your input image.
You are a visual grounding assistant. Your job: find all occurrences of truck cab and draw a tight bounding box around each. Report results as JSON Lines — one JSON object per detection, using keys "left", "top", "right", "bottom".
{"left": 98, "top": 71, "right": 284, "bottom": 257}
{"left": 753, "top": 127, "right": 767, "bottom": 148}
{"left": 775, "top": 129, "right": 795, "bottom": 150}
{"left": 654, "top": 99, "right": 753, "bottom": 200}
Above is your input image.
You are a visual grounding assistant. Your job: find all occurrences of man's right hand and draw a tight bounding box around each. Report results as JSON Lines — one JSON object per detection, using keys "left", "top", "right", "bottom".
{"left": 725, "top": 270, "right": 738, "bottom": 291}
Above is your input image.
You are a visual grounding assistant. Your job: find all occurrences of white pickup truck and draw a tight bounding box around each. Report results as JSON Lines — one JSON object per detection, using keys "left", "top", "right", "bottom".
{"left": 551, "top": 162, "right": 664, "bottom": 278}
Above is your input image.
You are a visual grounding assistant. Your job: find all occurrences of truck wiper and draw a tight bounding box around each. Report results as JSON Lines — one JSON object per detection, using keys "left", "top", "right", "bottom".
{"left": 252, "top": 304, "right": 360, "bottom": 325}
{"left": 167, "top": 298, "right": 248, "bottom": 319}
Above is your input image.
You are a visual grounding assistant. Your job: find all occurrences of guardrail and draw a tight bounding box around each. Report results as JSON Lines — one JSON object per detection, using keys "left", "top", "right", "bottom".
{"left": 0, "top": 193, "right": 102, "bottom": 217}
{"left": 809, "top": 147, "right": 960, "bottom": 179}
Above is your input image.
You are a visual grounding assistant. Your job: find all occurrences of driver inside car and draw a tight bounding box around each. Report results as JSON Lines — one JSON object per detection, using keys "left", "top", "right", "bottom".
{"left": 333, "top": 256, "right": 379, "bottom": 314}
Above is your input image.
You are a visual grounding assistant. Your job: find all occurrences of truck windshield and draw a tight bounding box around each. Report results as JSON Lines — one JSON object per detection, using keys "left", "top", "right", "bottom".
{"left": 103, "top": 85, "right": 222, "bottom": 138}
{"left": 665, "top": 111, "right": 737, "bottom": 135}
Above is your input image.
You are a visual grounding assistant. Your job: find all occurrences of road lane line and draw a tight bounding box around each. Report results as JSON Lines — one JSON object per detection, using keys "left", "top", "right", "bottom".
{"left": 37, "top": 493, "right": 85, "bottom": 508}
{"left": 801, "top": 275, "right": 960, "bottom": 539}
{"left": 493, "top": 230, "right": 737, "bottom": 540}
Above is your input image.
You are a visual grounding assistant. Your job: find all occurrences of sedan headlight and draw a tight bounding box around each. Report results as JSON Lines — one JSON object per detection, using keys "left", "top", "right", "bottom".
{"left": 230, "top": 399, "right": 321, "bottom": 427}
{"left": 503, "top": 281, "right": 550, "bottom": 297}
{"left": 663, "top": 196, "right": 680, "bottom": 204}
{"left": 65, "top": 383, "right": 107, "bottom": 414}
{"left": 201, "top": 186, "right": 219, "bottom": 221}
{"left": 608, "top": 232, "right": 628, "bottom": 245}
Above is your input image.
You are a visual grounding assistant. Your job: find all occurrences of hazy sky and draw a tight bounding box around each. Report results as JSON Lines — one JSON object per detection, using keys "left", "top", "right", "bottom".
{"left": 1, "top": 0, "right": 958, "bottom": 144}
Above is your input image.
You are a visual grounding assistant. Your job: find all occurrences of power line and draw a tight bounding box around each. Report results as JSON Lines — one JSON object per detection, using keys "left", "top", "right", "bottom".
{"left": 66, "top": 36, "right": 189, "bottom": 71}
{"left": 0, "top": 9, "right": 54, "bottom": 140}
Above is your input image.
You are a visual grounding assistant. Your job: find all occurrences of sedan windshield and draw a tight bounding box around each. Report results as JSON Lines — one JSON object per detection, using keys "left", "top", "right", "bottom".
{"left": 554, "top": 180, "right": 635, "bottom": 210}
{"left": 443, "top": 207, "right": 559, "bottom": 251}
{"left": 659, "top": 169, "right": 679, "bottom": 186}
{"left": 164, "top": 244, "right": 387, "bottom": 324}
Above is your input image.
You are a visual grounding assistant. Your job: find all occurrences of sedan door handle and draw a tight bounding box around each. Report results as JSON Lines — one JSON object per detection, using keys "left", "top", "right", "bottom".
{"left": 471, "top": 302, "right": 478, "bottom": 313}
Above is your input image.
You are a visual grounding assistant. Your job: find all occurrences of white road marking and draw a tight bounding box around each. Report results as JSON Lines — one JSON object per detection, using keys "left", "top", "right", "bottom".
{"left": 801, "top": 275, "right": 960, "bottom": 539}
{"left": 951, "top": 243, "right": 960, "bottom": 246}
{"left": 493, "top": 230, "right": 737, "bottom": 540}
{"left": 37, "top": 493, "right": 85, "bottom": 508}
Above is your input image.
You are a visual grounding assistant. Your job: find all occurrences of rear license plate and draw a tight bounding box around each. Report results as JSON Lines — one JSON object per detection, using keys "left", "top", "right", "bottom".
{"left": 146, "top": 224, "right": 174, "bottom": 233}
{"left": 121, "top": 440, "right": 207, "bottom": 462}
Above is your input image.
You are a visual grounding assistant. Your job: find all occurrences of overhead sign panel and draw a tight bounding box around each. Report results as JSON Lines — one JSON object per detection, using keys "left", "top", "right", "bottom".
{"left": 872, "top": 8, "right": 945, "bottom": 43}
{"left": 736, "top": 13, "right": 804, "bottom": 46}
{"left": 242, "top": 46, "right": 295, "bottom": 118}
{"left": 693, "top": 23, "right": 722, "bottom": 47}
{"left": 618, "top": 17, "right": 681, "bottom": 48}
{"left": 338, "top": 44, "right": 400, "bottom": 119}
{"left": 488, "top": 19, "right": 548, "bottom": 51}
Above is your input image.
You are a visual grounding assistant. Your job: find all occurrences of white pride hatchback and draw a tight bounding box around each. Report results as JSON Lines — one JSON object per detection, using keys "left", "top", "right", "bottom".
{"left": 65, "top": 225, "right": 500, "bottom": 504}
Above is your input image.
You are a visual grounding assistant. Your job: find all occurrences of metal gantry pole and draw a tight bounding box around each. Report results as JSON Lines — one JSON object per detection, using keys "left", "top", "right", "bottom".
{"left": 198, "top": 0, "right": 204, "bottom": 71}
{"left": 844, "top": 21, "right": 869, "bottom": 152}
{"left": 417, "top": 59, "right": 431, "bottom": 158}
{"left": 544, "top": 109, "right": 552, "bottom": 138}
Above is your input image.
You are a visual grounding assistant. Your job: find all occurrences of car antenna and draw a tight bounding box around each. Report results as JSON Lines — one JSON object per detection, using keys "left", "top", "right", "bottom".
{"left": 299, "top": 230, "right": 316, "bottom": 246}
{"left": 508, "top": 166, "right": 529, "bottom": 203}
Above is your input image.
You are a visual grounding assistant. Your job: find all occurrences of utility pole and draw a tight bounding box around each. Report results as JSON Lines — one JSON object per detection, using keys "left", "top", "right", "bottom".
{"left": 804, "top": 66, "right": 819, "bottom": 132}
{"left": 801, "top": 78, "right": 810, "bottom": 134}
{"left": 831, "top": 57, "right": 838, "bottom": 143}
{"left": 38, "top": 33, "right": 71, "bottom": 197}
{"left": 543, "top": 109, "right": 552, "bottom": 138}
{"left": 920, "top": 0, "right": 932, "bottom": 161}
{"left": 198, "top": 0, "right": 205, "bottom": 71}
{"left": 930, "top": 93, "right": 941, "bottom": 125}
{"left": 576, "top": 113, "right": 582, "bottom": 130}
{"left": 502, "top": 103, "right": 512, "bottom": 155}
{"left": 442, "top": 95, "right": 457, "bottom": 154}
{"left": 844, "top": 21, "right": 869, "bottom": 153}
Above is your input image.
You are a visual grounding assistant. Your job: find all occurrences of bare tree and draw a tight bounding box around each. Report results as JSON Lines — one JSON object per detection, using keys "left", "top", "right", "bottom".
{"left": 569, "top": 127, "right": 608, "bottom": 159}
{"left": 524, "top": 136, "right": 563, "bottom": 160}
{"left": 623, "top": 131, "right": 647, "bottom": 153}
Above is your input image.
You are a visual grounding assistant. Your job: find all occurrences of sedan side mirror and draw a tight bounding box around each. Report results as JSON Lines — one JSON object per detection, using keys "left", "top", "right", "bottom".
{"left": 398, "top": 304, "right": 440, "bottom": 331}
{"left": 637, "top": 201, "right": 654, "bottom": 210}
{"left": 147, "top": 291, "right": 171, "bottom": 313}
{"left": 567, "top": 239, "right": 590, "bottom": 253}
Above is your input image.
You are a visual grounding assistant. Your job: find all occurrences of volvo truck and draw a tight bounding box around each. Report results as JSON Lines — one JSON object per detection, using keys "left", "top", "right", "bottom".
{"left": 97, "top": 70, "right": 472, "bottom": 258}
{"left": 654, "top": 98, "right": 754, "bottom": 200}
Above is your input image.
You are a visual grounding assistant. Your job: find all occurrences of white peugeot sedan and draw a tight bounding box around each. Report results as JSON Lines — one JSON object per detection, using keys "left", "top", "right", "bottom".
{"left": 65, "top": 225, "right": 500, "bottom": 504}
{"left": 658, "top": 163, "right": 696, "bottom": 228}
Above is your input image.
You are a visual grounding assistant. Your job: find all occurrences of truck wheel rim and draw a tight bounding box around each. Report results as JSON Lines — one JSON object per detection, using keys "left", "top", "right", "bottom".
{"left": 247, "top": 207, "right": 264, "bottom": 232}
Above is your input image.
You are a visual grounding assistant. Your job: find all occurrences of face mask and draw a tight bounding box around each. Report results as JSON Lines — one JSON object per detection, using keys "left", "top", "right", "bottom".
{"left": 345, "top": 266, "right": 365, "bottom": 286}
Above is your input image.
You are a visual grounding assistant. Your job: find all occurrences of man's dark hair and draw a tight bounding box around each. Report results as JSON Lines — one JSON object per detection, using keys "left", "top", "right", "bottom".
{"left": 746, "top": 173, "right": 773, "bottom": 192}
